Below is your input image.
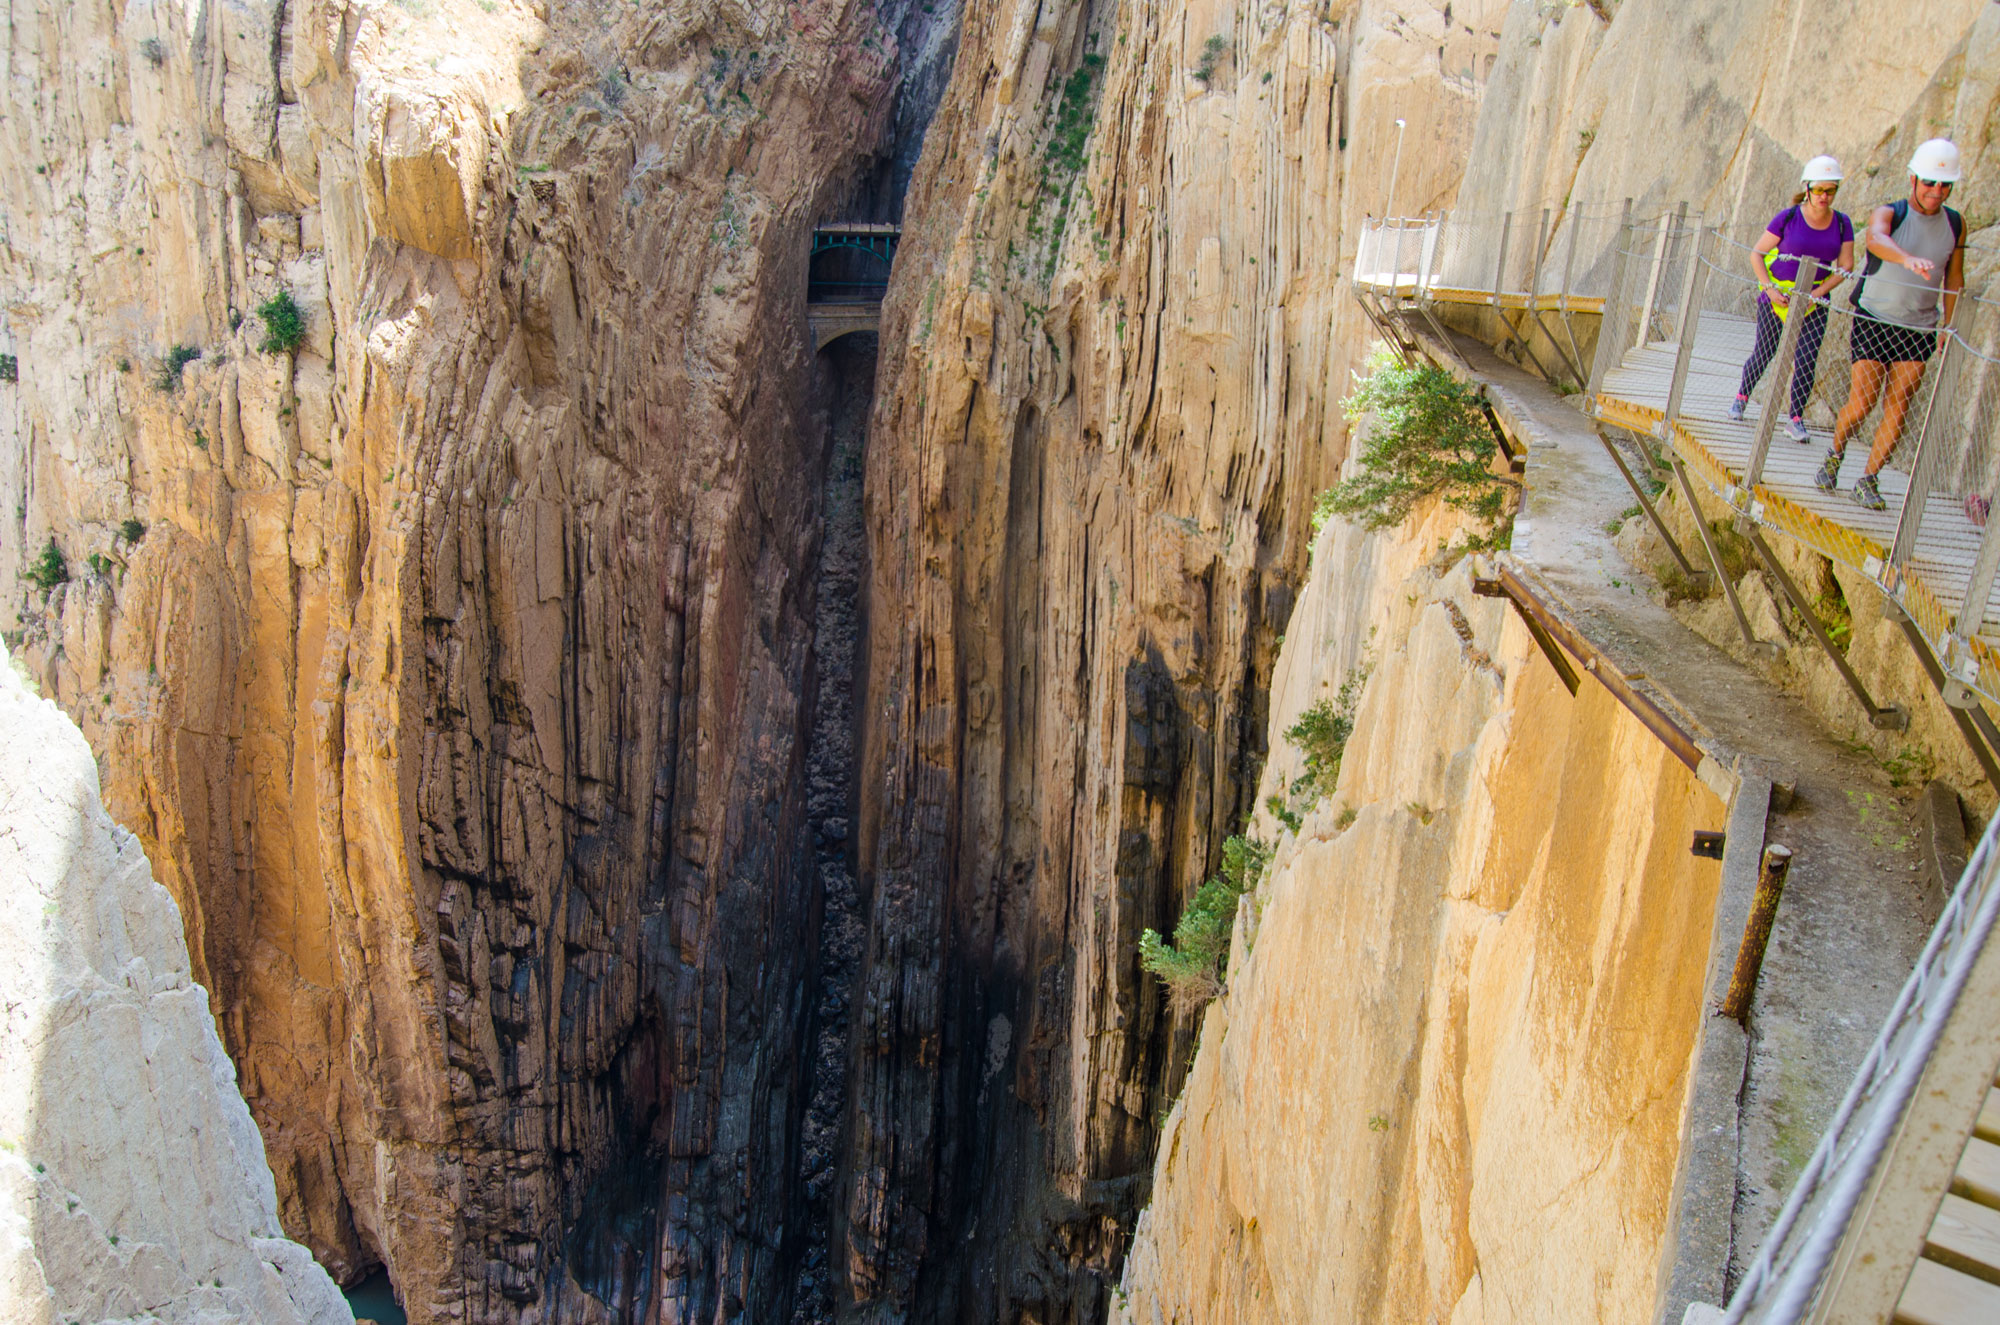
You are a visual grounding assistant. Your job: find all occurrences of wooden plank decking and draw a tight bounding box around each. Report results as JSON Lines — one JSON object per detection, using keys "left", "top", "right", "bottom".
{"left": 1896, "top": 1066, "right": 2000, "bottom": 1324}
{"left": 1593, "top": 311, "right": 2000, "bottom": 697}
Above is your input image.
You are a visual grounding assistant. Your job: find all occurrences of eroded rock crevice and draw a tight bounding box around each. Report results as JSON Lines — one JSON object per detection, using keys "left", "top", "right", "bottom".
{"left": 790, "top": 332, "right": 876, "bottom": 1323}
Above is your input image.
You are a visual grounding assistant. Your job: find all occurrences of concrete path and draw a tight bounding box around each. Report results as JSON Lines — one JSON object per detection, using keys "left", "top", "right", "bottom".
{"left": 1442, "top": 331, "right": 1936, "bottom": 1311}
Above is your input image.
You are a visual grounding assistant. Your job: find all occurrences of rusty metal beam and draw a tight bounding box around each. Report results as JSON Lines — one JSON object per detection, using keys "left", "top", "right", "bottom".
{"left": 1474, "top": 564, "right": 1706, "bottom": 771}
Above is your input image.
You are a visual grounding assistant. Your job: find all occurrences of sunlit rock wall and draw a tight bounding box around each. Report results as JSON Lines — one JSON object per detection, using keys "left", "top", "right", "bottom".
{"left": 0, "top": 646, "right": 353, "bottom": 1325}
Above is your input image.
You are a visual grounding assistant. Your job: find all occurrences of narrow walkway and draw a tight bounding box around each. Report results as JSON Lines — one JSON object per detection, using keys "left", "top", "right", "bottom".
{"left": 1596, "top": 313, "right": 1998, "bottom": 643}
{"left": 1899, "top": 1069, "right": 2000, "bottom": 1324}
{"left": 1434, "top": 329, "right": 1933, "bottom": 1314}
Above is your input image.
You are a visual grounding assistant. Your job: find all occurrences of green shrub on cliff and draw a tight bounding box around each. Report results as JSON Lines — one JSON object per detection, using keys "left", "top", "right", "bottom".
{"left": 256, "top": 291, "right": 306, "bottom": 355}
{"left": 153, "top": 343, "right": 200, "bottom": 392}
{"left": 24, "top": 538, "right": 67, "bottom": 593}
{"left": 1284, "top": 660, "right": 1371, "bottom": 805}
{"left": 1139, "top": 835, "right": 1271, "bottom": 1012}
{"left": 1315, "top": 347, "right": 1508, "bottom": 532}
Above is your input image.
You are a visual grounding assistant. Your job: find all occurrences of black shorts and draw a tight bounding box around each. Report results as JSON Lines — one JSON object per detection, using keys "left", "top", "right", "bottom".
{"left": 1850, "top": 312, "right": 1938, "bottom": 365}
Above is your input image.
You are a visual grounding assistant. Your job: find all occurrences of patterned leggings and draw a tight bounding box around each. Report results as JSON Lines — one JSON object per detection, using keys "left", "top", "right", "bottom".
{"left": 1737, "top": 299, "right": 1828, "bottom": 419}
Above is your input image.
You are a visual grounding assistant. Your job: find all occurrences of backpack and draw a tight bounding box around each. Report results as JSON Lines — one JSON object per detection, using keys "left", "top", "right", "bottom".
{"left": 1848, "top": 198, "right": 1964, "bottom": 310}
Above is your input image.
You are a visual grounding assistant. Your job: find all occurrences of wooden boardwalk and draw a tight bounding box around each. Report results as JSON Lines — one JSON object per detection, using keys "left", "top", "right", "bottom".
{"left": 1891, "top": 1054, "right": 2000, "bottom": 1323}
{"left": 1591, "top": 312, "right": 2000, "bottom": 695}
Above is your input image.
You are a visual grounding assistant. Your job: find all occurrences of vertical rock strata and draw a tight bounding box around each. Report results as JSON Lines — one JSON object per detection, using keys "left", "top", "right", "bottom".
{"left": 841, "top": 0, "right": 1503, "bottom": 1317}
{"left": 0, "top": 647, "right": 353, "bottom": 1325}
{"left": 1115, "top": 515, "right": 1729, "bottom": 1322}
{"left": 4, "top": 0, "right": 905, "bottom": 1318}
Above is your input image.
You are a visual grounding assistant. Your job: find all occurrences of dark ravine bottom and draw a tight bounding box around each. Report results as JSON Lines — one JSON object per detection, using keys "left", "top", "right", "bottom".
{"left": 790, "top": 332, "right": 878, "bottom": 1323}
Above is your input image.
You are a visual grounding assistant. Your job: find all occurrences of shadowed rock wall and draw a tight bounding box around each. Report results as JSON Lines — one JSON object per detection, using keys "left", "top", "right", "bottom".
{"left": 3, "top": 0, "right": 909, "bottom": 1318}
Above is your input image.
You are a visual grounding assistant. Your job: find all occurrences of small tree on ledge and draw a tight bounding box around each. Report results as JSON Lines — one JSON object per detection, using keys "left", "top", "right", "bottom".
{"left": 1139, "top": 835, "right": 1272, "bottom": 1013}
{"left": 1315, "top": 346, "right": 1515, "bottom": 533}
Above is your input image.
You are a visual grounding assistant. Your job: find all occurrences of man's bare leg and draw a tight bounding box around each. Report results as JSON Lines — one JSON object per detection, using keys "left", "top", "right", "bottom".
{"left": 1862, "top": 360, "right": 1930, "bottom": 476}
{"left": 1833, "top": 360, "right": 1887, "bottom": 458}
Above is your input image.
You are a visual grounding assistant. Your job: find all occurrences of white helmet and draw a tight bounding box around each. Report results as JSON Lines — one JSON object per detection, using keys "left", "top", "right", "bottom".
{"left": 1908, "top": 138, "right": 1962, "bottom": 183}
{"left": 1801, "top": 154, "right": 1844, "bottom": 184}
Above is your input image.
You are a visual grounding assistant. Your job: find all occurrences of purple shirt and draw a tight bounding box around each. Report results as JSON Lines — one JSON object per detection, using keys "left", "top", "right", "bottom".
{"left": 1765, "top": 206, "right": 1853, "bottom": 284}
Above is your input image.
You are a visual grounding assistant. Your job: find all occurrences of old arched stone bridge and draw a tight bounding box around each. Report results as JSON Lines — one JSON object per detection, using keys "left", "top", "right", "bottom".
{"left": 808, "top": 223, "right": 898, "bottom": 350}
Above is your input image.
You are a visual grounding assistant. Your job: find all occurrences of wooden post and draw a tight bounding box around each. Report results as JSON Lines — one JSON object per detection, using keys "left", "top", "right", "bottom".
{"left": 1557, "top": 203, "right": 1580, "bottom": 312}
{"left": 1889, "top": 338, "right": 1958, "bottom": 571}
{"left": 1659, "top": 226, "right": 1710, "bottom": 435}
{"left": 1527, "top": 206, "right": 1550, "bottom": 308}
{"left": 1745, "top": 257, "right": 1819, "bottom": 493}
{"left": 1956, "top": 431, "right": 2000, "bottom": 648}
{"left": 1635, "top": 202, "right": 1686, "bottom": 346}
{"left": 1670, "top": 216, "right": 1706, "bottom": 346}
{"left": 1719, "top": 845, "right": 1795, "bottom": 1023}
{"left": 1586, "top": 198, "right": 1635, "bottom": 399}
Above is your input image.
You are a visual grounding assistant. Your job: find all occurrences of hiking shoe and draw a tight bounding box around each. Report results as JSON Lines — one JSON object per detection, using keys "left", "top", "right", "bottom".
{"left": 1786, "top": 415, "right": 1810, "bottom": 443}
{"left": 1814, "top": 449, "right": 1842, "bottom": 491}
{"left": 1727, "top": 395, "right": 1748, "bottom": 422}
{"left": 1852, "top": 473, "right": 1886, "bottom": 511}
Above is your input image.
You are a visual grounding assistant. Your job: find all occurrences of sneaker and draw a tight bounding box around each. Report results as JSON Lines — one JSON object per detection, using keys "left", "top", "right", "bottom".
{"left": 1786, "top": 415, "right": 1810, "bottom": 443}
{"left": 1815, "top": 449, "right": 1842, "bottom": 491}
{"left": 1727, "top": 395, "right": 1747, "bottom": 422}
{"left": 1852, "top": 473, "right": 1886, "bottom": 511}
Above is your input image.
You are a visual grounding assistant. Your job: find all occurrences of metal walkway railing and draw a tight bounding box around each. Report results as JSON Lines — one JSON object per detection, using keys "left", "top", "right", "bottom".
{"left": 1356, "top": 207, "right": 2000, "bottom": 717}
{"left": 1715, "top": 807, "right": 2000, "bottom": 1323}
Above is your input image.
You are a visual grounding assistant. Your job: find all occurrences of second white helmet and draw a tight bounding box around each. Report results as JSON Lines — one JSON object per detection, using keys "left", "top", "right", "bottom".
{"left": 1908, "top": 138, "right": 1962, "bottom": 183}
{"left": 1801, "top": 154, "right": 1844, "bottom": 184}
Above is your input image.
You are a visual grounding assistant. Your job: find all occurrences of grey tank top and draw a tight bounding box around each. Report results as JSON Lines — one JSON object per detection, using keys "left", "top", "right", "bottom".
{"left": 1861, "top": 205, "right": 1956, "bottom": 328}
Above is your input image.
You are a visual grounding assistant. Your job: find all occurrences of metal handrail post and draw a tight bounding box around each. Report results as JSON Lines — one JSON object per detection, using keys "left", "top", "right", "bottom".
{"left": 1492, "top": 211, "right": 1513, "bottom": 307}
{"left": 1418, "top": 215, "right": 1440, "bottom": 296}
{"left": 1889, "top": 338, "right": 1958, "bottom": 571}
{"left": 1392, "top": 220, "right": 1408, "bottom": 300}
{"left": 1658, "top": 226, "right": 1710, "bottom": 439}
{"left": 1745, "top": 259, "right": 1818, "bottom": 494}
{"left": 1585, "top": 198, "right": 1635, "bottom": 400}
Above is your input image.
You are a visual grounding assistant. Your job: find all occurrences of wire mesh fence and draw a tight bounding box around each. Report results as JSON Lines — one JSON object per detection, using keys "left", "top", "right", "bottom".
{"left": 1598, "top": 222, "right": 2000, "bottom": 693}
{"left": 1354, "top": 201, "right": 1639, "bottom": 308}
{"left": 1355, "top": 202, "right": 2000, "bottom": 696}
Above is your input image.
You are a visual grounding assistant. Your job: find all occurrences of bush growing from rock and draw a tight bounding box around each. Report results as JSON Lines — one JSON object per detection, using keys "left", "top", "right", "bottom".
{"left": 1316, "top": 346, "right": 1510, "bottom": 532}
{"left": 24, "top": 538, "right": 67, "bottom": 592}
{"left": 255, "top": 291, "right": 306, "bottom": 355}
{"left": 1139, "top": 835, "right": 1271, "bottom": 1012}
{"left": 153, "top": 344, "right": 200, "bottom": 392}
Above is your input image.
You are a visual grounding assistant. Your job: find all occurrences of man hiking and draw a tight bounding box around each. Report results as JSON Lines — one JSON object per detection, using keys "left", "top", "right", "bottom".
{"left": 1815, "top": 138, "right": 1967, "bottom": 511}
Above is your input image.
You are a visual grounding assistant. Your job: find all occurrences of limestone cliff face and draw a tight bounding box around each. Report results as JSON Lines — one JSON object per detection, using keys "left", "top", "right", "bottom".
{"left": 1098, "top": 3, "right": 2000, "bottom": 1320}
{"left": 3, "top": 0, "right": 910, "bottom": 1318}
{"left": 839, "top": 0, "right": 1506, "bottom": 1317}
{"left": 0, "top": 646, "right": 353, "bottom": 1325}
{"left": 1113, "top": 513, "right": 1728, "bottom": 1323}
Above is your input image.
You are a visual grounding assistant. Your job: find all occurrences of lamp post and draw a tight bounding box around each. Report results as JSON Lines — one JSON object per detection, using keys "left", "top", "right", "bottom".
{"left": 1386, "top": 117, "right": 1407, "bottom": 222}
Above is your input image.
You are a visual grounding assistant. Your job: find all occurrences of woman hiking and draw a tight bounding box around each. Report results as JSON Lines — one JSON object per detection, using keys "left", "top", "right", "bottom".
{"left": 1727, "top": 156, "right": 1854, "bottom": 442}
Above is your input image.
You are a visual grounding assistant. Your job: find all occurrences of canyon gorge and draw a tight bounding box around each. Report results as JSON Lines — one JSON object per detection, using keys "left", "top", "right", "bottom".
{"left": 5, "top": 0, "right": 2000, "bottom": 1322}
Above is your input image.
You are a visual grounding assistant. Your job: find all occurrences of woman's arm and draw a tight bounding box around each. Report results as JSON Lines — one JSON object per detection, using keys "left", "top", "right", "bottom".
{"left": 1752, "top": 230, "right": 1784, "bottom": 303}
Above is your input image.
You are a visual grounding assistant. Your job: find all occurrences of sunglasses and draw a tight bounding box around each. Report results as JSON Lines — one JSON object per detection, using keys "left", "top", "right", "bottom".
{"left": 1917, "top": 177, "right": 1954, "bottom": 188}
{"left": 1807, "top": 185, "right": 1839, "bottom": 196}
